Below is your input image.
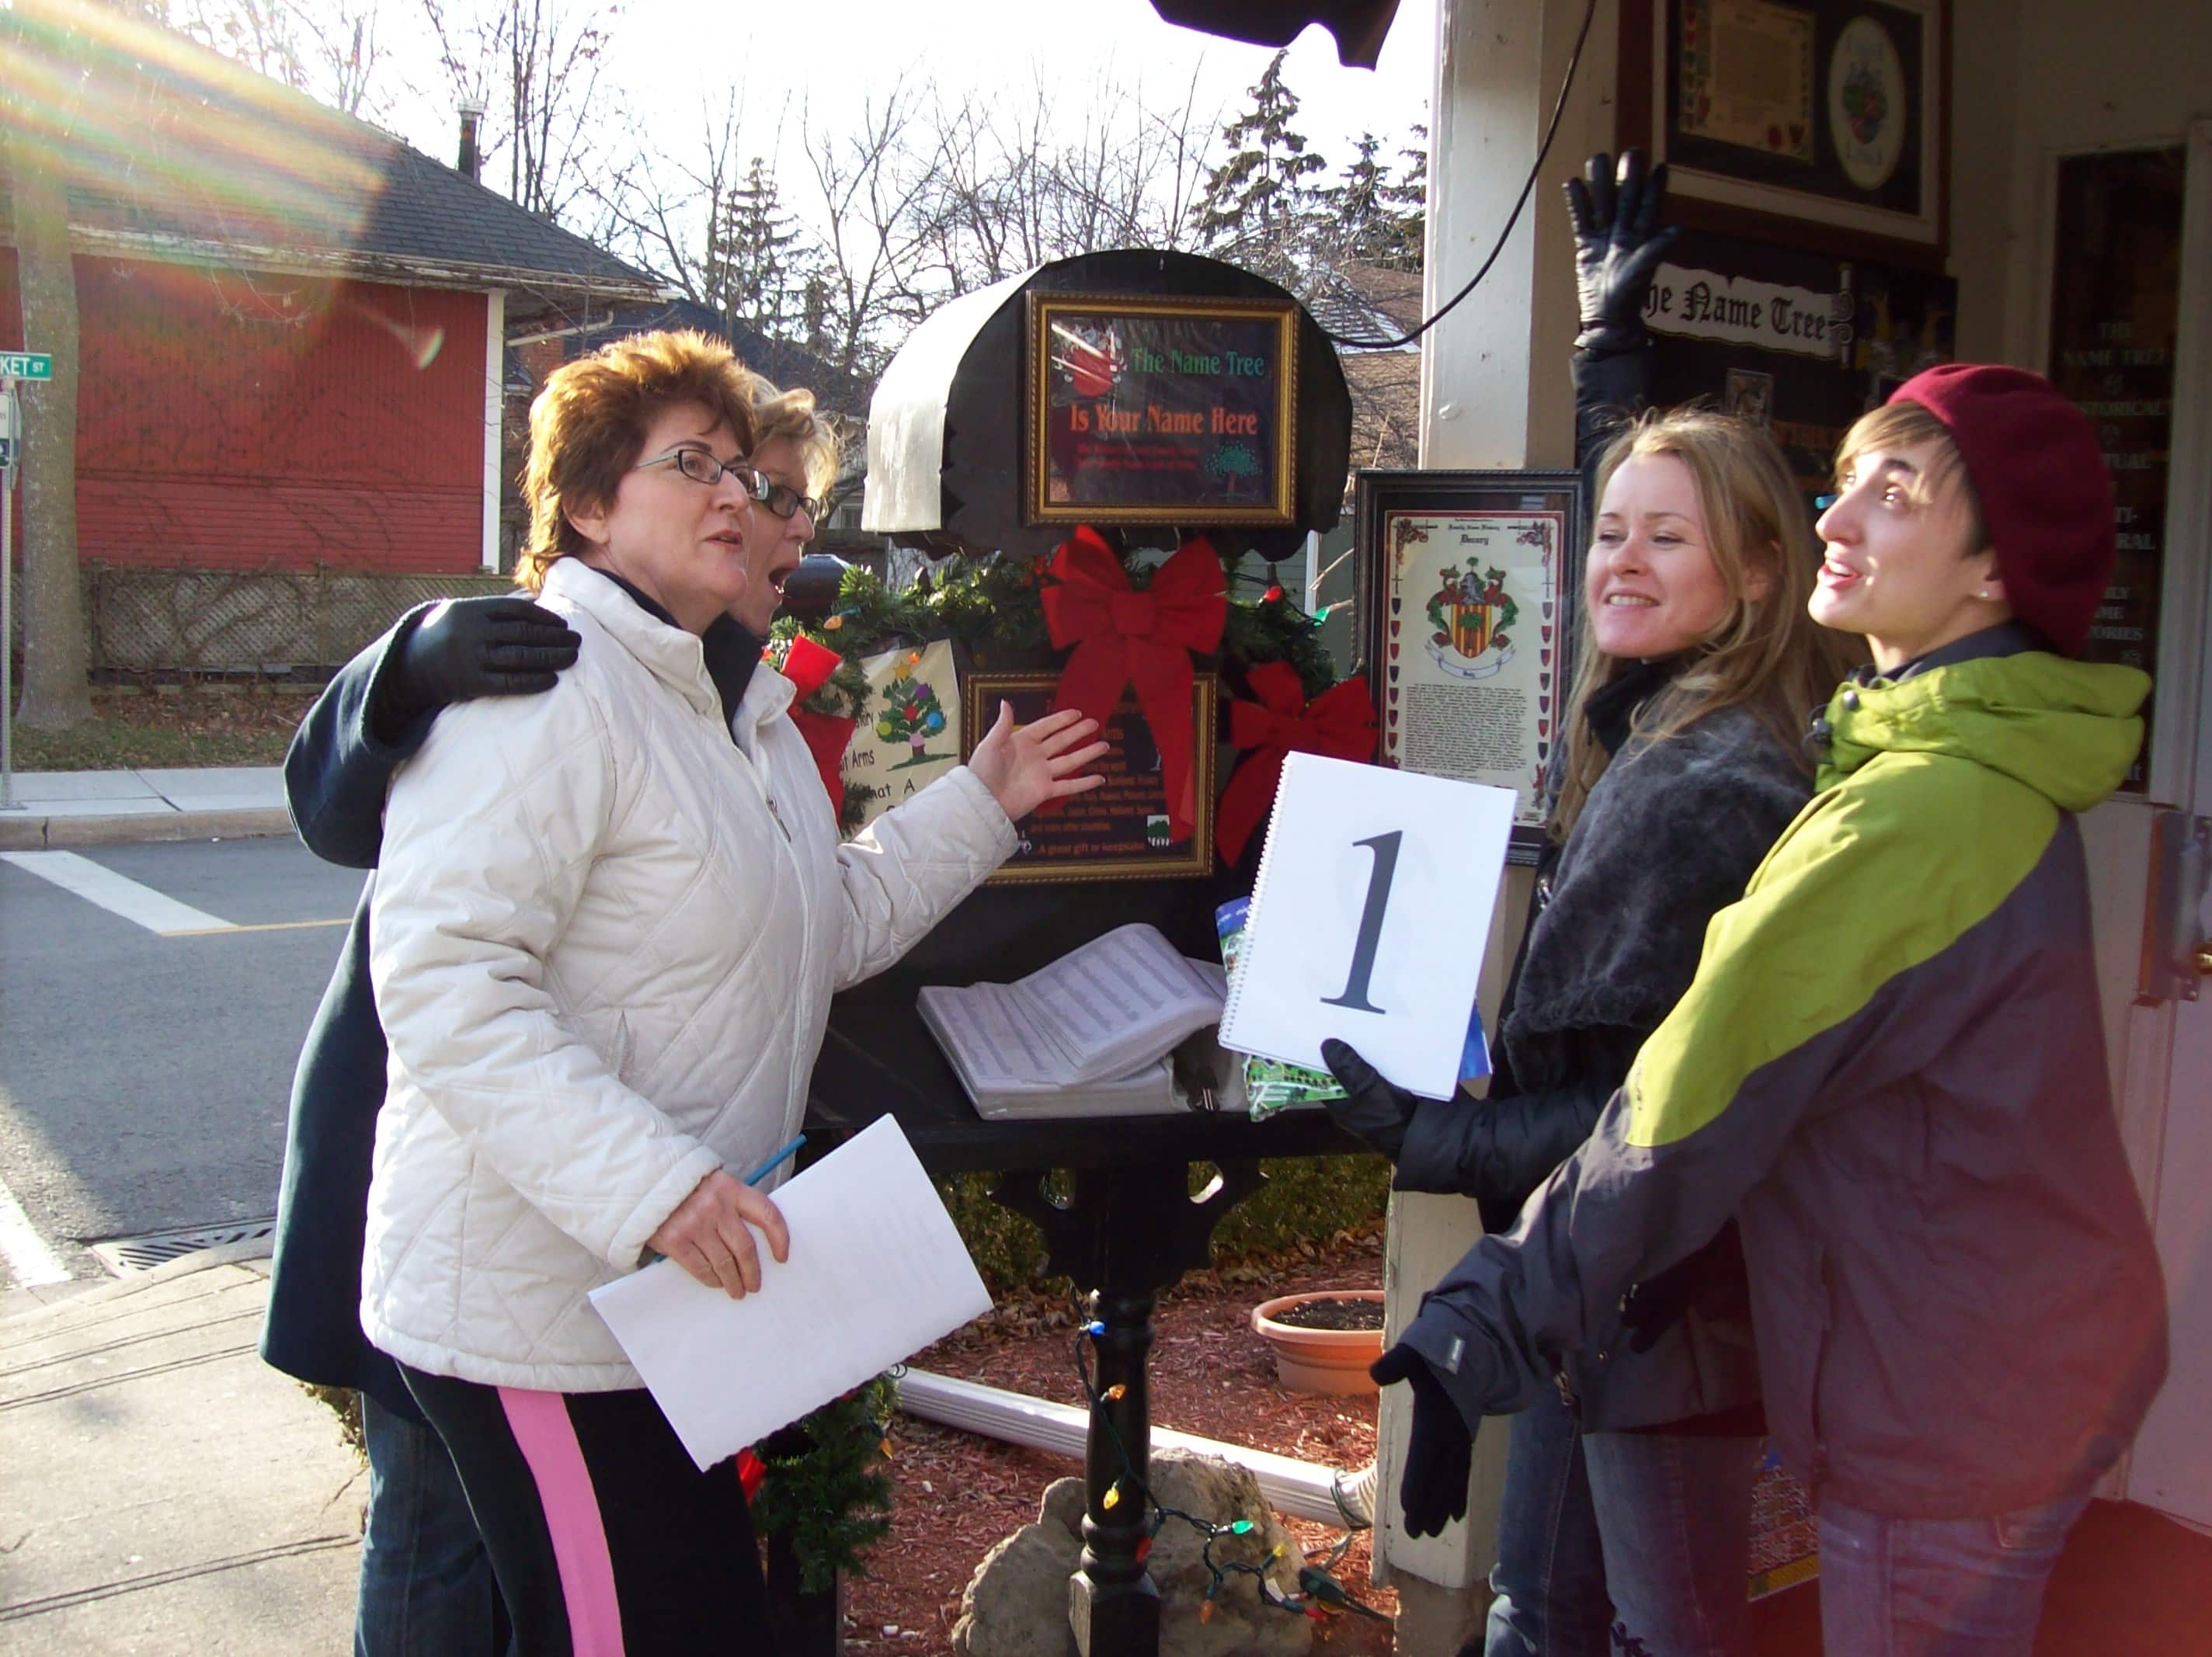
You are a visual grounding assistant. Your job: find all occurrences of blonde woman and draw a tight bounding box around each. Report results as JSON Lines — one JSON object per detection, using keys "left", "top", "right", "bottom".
{"left": 1327, "top": 404, "right": 1862, "bottom": 1655}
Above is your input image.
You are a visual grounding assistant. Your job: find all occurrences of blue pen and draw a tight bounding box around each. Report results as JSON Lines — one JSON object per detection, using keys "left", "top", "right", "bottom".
{"left": 640, "top": 1134, "right": 808, "bottom": 1268}
{"left": 740, "top": 1133, "right": 807, "bottom": 1188}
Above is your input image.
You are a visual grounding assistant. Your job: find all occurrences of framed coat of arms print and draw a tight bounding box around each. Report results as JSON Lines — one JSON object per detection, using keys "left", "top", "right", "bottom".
{"left": 1355, "top": 471, "right": 1584, "bottom": 864}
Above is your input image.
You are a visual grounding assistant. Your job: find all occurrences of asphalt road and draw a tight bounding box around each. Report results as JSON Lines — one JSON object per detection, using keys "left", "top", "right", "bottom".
{"left": 0, "top": 837, "right": 365, "bottom": 1287}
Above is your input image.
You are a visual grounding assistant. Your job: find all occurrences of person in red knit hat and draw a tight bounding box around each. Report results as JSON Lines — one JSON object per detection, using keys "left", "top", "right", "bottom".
{"left": 1330, "top": 361, "right": 2169, "bottom": 1657}
{"left": 1811, "top": 362, "right": 2120, "bottom": 658}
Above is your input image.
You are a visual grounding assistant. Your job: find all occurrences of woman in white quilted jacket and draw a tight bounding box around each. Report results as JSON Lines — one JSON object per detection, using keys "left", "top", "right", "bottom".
{"left": 360, "top": 328, "right": 1104, "bottom": 1654}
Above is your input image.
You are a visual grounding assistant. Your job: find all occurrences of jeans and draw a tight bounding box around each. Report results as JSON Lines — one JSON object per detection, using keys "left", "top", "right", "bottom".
{"left": 1483, "top": 1387, "right": 1612, "bottom": 1657}
{"left": 1480, "top": 1391, "right": 1762, "bottom": 1657}
{"left": 356, "top": 1393, "right": 505, "bottom": 1657}
{"left": 1584, "top": 1429, "right": 1763, "bottom": 1656}
{"left": 1816, "top": 1485, "right": 2092, "bottom": 1656}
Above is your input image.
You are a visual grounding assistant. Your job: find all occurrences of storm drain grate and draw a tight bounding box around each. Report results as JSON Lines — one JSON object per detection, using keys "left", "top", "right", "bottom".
{"left": 88, "top": 1218, "right": 277, "bottom": 1277}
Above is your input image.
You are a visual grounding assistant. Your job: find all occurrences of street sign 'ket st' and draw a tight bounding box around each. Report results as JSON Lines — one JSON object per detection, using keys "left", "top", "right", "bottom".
{"left": 0, "top": 352, "right": 54, "bottom": 380}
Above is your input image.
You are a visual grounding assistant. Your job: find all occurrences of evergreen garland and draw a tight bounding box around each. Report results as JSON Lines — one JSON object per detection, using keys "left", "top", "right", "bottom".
{"left": 768, "top": 544, "right": 1338, "bottom": 731}
{"left": 751, "top": 1373, "right": 902, "bottom": 1596}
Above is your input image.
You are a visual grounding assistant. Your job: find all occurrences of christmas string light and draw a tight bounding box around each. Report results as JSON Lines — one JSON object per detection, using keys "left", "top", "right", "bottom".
{"left": 1069, "top": 1310, "right": 1389, "bottom": 1627}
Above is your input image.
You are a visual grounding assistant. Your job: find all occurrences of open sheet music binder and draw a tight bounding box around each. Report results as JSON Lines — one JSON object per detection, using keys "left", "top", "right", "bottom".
{"left": 917, "top": 922, "right": 1233, "bottom": 1120}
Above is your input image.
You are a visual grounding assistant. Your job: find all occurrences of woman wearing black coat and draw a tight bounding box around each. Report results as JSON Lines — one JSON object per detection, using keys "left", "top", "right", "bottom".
{"left": 263, "top": 594, "right": 579, "bottom": 1655}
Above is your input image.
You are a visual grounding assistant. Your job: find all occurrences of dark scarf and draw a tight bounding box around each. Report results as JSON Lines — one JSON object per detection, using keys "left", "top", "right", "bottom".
{"left": 1583, "top": 655, "right": 1682, "bottom": 758}
{"left": 1862, "top": 620, "right": 2043, "bottom": 685}
{"left": 582, "top": 564, "right": 760, "bottom": 735}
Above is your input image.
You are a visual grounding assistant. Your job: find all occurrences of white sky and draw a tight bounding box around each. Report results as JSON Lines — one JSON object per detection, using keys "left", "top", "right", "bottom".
{"left": 377, "top": 0, "right": 1438, "bottom": 230}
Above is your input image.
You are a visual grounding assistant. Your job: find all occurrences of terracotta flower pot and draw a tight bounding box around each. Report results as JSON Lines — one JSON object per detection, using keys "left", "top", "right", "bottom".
{"left": 1250, "top": 1290, "right": 1387, "bottom": 1395}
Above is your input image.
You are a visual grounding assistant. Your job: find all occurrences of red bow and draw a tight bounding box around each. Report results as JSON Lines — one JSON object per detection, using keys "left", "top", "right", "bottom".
{"left": 776, "top": 635, "right": 857, "bottom": 813}
{"left": 1041, "top": 528, "right": 1226, "bottom": 842}
{"left": 1215, "top": 662, "right": 1378, "bottom": 864}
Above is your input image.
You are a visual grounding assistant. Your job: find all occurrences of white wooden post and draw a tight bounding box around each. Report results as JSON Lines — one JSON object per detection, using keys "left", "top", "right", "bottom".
{"left": 1377, "top": 0, "right": 1614, "bottom": 1644}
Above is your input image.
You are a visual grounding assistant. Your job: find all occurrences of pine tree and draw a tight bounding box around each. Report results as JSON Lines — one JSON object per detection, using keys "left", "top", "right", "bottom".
{"left": 1188, "top": 50, "right": 1326, "bottom": 287}
{"left": 1379, "top": 123, "right": 1428, "bottom": 270}
{"left": 1330, "top": 133, "right": 1392, "bottom": 260}
{"left": 713, "top": 157, "right": 815, "bottom": 342}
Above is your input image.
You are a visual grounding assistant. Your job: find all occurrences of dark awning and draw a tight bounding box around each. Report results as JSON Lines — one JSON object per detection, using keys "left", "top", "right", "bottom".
{"left": 862, "top": 248, "right": 1352, "bottom": 564}
{"left": 1148, "top": 1, "right": 1403, "bottom": 68}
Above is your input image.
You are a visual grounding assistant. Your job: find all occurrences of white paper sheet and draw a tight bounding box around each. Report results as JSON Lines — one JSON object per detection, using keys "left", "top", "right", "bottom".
{"left": 1218, "top": 752, "right": 1516, "bottom": 1100}
{"left": 588, "top": 1117, "right": 993, "bottom": 1470}
{"left": 1014, "top": 923, "right": 1224, "bottom": 1081}
{"left": 920, "top": 979, "right": 1071, "bottom": 1086}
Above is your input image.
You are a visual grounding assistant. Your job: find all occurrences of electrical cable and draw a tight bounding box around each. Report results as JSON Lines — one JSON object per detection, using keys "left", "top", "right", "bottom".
{"left": 1317, "top": 0, "right": 1602, "bottom": 353}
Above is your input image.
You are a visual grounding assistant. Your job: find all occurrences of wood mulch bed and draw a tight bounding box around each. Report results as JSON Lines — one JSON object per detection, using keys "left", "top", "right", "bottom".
{"left": 840, "top": 1227, "right": 1397, "bottom": 1654}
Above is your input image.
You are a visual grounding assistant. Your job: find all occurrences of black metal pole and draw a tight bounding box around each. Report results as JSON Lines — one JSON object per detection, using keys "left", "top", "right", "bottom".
{"left": 1072, "top": 1281, "right": 1160, "bottom": 1655}
{"left": 989, "top": 1158, "right": 1268, "bottom": 1657}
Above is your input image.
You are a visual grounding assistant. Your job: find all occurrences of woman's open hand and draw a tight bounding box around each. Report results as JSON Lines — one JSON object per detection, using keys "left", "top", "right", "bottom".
{"left": 646, "top": 1169, "right": 791, "bottom": 1298}
{"left": 966, "top": 703, "right": 1109, "bottom": 822}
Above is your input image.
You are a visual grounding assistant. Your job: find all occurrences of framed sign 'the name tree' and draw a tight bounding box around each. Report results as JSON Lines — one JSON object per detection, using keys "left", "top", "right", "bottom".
{"left": 1027, "top": 292, "right": 1299, "bottom": 527}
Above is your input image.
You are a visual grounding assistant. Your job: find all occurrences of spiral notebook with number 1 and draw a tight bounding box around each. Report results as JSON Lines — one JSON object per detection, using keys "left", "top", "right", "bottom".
{"left": 1216, "top": 752, "right": 1517, "bottom": 1101}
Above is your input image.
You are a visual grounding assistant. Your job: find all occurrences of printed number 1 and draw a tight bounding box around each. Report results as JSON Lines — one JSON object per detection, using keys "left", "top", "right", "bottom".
{"left": 1321, "top": 830, "right": 1401, "bottom": 1013}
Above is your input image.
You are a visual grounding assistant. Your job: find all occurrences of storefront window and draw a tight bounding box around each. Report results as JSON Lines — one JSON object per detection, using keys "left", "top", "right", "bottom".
{"left": 2047, "top": 145, "right": 2185, "bottom": 793}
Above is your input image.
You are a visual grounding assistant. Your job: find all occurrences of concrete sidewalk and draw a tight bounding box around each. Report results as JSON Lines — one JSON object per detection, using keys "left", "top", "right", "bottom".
{"left": 0, "top": 768, "right": 293, "bottom": 851}
{"left": 0, "top": 1243, "right": 359, "bottom": 1655}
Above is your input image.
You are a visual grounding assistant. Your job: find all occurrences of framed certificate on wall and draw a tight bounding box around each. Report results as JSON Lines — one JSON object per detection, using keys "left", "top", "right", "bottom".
{"left": 1618, "top": 0, "right": 1949, "bottom": 263}
{"left": 1355, "top": 471, "right": 1584, "bottom": 864}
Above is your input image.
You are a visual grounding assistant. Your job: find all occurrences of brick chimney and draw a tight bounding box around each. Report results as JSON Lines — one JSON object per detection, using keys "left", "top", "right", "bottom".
{"left": 457, "top": 99, "right": 486, "bottom": 182}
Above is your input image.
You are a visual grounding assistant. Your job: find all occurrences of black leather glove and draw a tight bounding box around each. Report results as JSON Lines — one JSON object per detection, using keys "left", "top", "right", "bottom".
{"left": 1371, "top": 1343, "right": 1472, "bottom": 1538}
{"left": 1320, "top": 1037, "right": 1417, "bottom": 1162}
{"left": 1563, "top": 148, "right": 1679, "bottom": 356}
{"left": 1619, "top": 1224, "right": 1752, "bottom": 1354}
{"left": 375, "top": 596, "right": 581, "bottom": 740}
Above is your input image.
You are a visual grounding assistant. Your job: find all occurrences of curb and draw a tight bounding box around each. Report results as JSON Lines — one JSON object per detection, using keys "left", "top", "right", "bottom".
{"left": 0, "top": 805, "right": 294, "bottom": 852}
{"left": 0, "top": 1236, "right": 276, "bottom": 1330}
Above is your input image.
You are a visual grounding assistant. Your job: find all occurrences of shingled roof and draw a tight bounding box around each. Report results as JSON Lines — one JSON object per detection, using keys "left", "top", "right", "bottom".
{"left": 516, "top": 298, "right": 868, "bottom": 416}
{"left": 0, "top": 6, "right": 659, "bottom": 314}
{"left": 1314, "top": 262, "right": 1424, "bottom": 485}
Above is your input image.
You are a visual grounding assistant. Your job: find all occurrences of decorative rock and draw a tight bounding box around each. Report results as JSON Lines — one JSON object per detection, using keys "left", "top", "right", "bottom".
{"left": 1039, "top": 1475, "right": 1087, "bottom": 1538}
{"left": 950, "top": 1513, "right": 1081, "bottom": 1657}
{"left": 949, "top": 1453, "right": 1311, "bottom": 1657}
{"left": 1146, "top": 1450, "right": 1311, "bottom": 1657}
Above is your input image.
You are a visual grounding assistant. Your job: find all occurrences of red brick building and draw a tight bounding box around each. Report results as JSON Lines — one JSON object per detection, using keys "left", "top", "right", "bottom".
{"left": 0, "top": 16, "right": 660, "bottom": 578}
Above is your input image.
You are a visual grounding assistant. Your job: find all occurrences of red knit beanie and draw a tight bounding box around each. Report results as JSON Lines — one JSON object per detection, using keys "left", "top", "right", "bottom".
{"left": 1887, "top": 364, "right": 2114, "bottom": 655}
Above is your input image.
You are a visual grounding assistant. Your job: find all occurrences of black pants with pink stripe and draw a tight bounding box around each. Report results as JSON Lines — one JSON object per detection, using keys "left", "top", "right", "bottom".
{"left": 400, "top": 1363, "right": 776, "bottom": 1656}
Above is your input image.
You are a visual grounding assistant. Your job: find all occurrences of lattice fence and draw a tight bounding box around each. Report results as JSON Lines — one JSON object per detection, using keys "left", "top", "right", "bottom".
{"left": 9, "top": 564, "right": 516, "bottom": 677}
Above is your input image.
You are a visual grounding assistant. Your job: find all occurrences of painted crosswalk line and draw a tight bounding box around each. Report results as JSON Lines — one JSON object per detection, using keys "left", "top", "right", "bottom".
{"left": 0, "top": 1169, "right": 68, "bottom": 1288}
{"left": 1, "top": 850, "right": 235, "bottom": 936}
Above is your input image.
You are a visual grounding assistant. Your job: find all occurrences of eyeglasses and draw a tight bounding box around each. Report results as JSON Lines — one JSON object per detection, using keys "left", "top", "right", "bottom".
{"left": 634, "top": 444, "right": 757, "bottom": 491}
{"left": 747, "top": 476, "right": 824, "bottom": 523}
{"left": 634, "top": 446, "right": 822, "bottom": 522}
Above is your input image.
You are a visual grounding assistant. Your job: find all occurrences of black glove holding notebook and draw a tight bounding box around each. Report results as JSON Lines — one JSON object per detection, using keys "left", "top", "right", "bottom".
{"left": 1319, "top": 1037, "right": 1416, "bottom": 1161}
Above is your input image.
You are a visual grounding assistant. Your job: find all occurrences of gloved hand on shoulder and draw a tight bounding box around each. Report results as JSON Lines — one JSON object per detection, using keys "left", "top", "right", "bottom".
{"left": 1319, "top": 1037, "right": 1418, "bottom": 1162}
{"left": 1370, "top": 1342, "right": 1473, "bottom": 1537}
{"left": 1565, "top": 147, "right": 1679, "bottom": 356}
{"left": 375, "top": 595, "right": 580, "bottom": 742}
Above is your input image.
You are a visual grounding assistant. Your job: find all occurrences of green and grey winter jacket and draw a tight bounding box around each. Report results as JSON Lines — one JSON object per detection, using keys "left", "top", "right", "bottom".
{"left": 1400, "top": 649, "right": 2170, "bottom": 1518}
